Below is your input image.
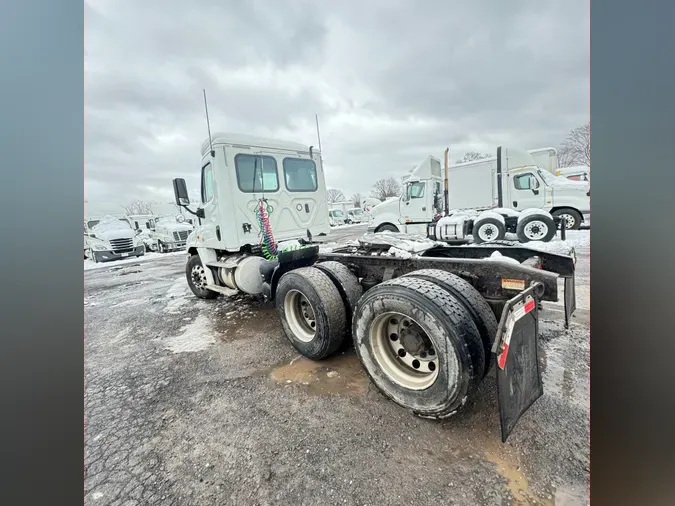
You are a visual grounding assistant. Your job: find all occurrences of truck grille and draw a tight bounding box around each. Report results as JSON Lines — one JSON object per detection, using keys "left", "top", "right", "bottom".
{"left": 173, "top": 231, "right": 189, "bottom": 241}
{"left": 110, "top": 238, "right": 134, "bottom": 253}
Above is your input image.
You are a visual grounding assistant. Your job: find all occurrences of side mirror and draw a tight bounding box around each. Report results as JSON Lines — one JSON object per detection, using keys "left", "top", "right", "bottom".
{"left": 173, "top": 178, "right": 190, "bottom": 206}
{"left": 530, "top": 175, "right": 540, "bottom": 189}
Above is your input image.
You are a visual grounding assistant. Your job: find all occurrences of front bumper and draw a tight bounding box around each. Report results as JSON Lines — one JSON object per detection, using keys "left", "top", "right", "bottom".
{"left": 162, "top": 241, "right": 187, "bottom": 252}
{"left": 92, "top": 245, "right": 145, "bottom": 262}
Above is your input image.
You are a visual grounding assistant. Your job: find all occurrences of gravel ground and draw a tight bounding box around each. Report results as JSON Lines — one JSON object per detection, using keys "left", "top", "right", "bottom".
{"left": 85, "top": 225, "right": 590, "bottom": 506}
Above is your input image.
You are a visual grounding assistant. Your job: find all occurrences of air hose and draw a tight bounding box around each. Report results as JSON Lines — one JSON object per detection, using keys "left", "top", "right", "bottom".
{"left": 256, "top": 199, "right": 277, "bottom": 259}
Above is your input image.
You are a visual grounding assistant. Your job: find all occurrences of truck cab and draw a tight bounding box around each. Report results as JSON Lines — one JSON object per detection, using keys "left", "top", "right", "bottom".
{"left": 368, "top": 156, "right": 443, "bottom": 235}
{"left": 84, "top": 215, "right": 145, "bottom": 263}
{"left": 347, "top": 207, "right": 364, "bottom": 223}
{"left": 328, "top": 209, "right": 346, "bottom": 226}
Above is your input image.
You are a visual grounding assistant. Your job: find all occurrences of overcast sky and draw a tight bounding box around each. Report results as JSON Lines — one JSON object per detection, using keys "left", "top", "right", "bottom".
{"left": 85, "top": 0, "right": 588, "bottom": 212}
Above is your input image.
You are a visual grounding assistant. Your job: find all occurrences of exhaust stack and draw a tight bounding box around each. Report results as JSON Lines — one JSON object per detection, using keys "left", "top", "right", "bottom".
{"left": 444, "top": 148, "right": 450, "bottom": 215}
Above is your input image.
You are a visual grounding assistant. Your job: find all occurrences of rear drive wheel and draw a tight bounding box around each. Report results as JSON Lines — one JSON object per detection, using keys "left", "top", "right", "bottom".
{"left": 472, "top": 218, "right": 506, "bottom": 244}
{"left": 551, "top": 208, "right": 582, "bottom": 230}
{"left": 276, "top": 267, "right": 347, "bottom": 360}
{"left": 376, "top": 223, "right": 399, "bottom": 233}
{"left": 185, "top": 254, "right": 218, "bottom": 299}
{"left": 314, "top": 261, "right": 363, "bottom": 334}
{"left": 516, "top": 214, "right": 556, "bottom": 242}
{"left": 353, "top": 277, "right": 484, "bottom": 419}
{"left": 402, "top": 269, "right": 498, "bottom": 376}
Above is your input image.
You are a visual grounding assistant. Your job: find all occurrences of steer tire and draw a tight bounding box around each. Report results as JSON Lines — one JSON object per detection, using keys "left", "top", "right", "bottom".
{"left": 314, "top": 261, "right": 363, "bottom": 340}
{"left": 376, "top": 223, "right": 399, "bottom": 233}
{"left": 551, "top": 208, "right": 583, "bottom": 231}
{"left": 472, "top": 218, "right": 506, "bottom": 244}
{"left": 276, "top": 267, "right": 347, "bottom": 360}
{"left": 402, "top": 269, "right": 498, "bottom": 377}
{"left": 185, "top": 254, "right": 219, "bottom": 299}
{"left": 353, "top": 277, "right": 485, "bottom": 419}
{"left": 516, "top": 214, "right": 556, "bottom": 243}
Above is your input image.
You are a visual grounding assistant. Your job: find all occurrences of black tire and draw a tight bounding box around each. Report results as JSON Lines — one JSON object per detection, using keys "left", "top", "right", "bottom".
{"left": 376, "top": 223, "right": 399, "bottom": 233}
{"left": 353, "top": 277, "right": 485, "bottom": 419}
{"left": 402, "top": 269, "right": 498, "bottom": 377}
{"left": 158, "top": 241, "right": 166, "bottom": 253}
{"left": 314, "top": 261, "right": 364, "bottom": 344}
{"left": 551, "top": 208, "right": 583, "bottom": 230}
{"left": 472, "top": 217, "right": 506, "bottom": 244}
{"left": 276, "top": 267, "right": 347, "bottom": 360}
{"left": 185, "top": 254, "right": 219, "bottom": 299}
{"left": 516, "top": 213, "right": 556, "bottom": 243}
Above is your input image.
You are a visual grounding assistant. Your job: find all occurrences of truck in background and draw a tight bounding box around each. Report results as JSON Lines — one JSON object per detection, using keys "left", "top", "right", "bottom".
{"left": 84, "top": 215, "right": 145, "bottom": 263}
{"left": 328, "top": 208, "right": 347, "bottom": 227}
{"left": 329, "top": 201, "right": 363, "bottom": 224}
{"left": 368, "top": 145, "right": 590, "bottom": 241}
{"left": 529, "top": 147, "right": 590, "bottom": 182}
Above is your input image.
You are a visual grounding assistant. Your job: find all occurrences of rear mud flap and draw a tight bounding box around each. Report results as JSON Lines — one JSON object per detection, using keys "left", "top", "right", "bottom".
{"left": 564, "top": 276, "right": 576, "bottom": 329}
{"left": 492, "top": 283, "right": 544, "bottom": 442}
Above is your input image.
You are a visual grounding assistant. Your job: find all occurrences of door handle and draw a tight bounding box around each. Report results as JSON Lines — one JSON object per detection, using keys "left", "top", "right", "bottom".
{"left": 305, "top": 204, "right": 310, "bottom": 213}
{"left": 422, "top": 207, "right": 426, "bottom": 211}
{"left": 513, "top": 201, "right": 518, "bottom": 207}
{"left": 406, "top": 202, "right": 409, "bottom": 206}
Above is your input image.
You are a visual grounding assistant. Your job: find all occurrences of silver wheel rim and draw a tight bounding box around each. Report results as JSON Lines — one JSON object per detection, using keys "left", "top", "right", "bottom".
{"left": 559, "top": 213, "right": 576, "bottom": 229}
{"left": 478, "top": 223, "right": 499, "bottom": 242}
{"left": 190, "top": 264, "right": 208, "bottom": 290}
{"left": 523, "top": 220, "right": 549, "bottom": 240}
{"left": 284, "top": 289, "right": 316, "bottom": 343}
{"left": 369, "top": 312, "right": 440, "bottom": 390}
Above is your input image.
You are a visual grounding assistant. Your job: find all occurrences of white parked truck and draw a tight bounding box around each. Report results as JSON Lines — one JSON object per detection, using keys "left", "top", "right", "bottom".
{"left": 84, "top": 215, "right": 145, "bottom": 262}
{"left": 149, "top": 215, "right": 194, "bottom": 253}
{"left": 328, "top": 209, "right": 347, "bottom": 227}
{"left": 368, "top": 146, "right": 590, "bottom": 241}
{"left": 171, "top": 132, "right": 579, "bottom": 443}
{"left": 329, "top": 201, "right": 363, "bottom": 224}
{"left": 361, "top": 197, "right": 383, "bottom": 215}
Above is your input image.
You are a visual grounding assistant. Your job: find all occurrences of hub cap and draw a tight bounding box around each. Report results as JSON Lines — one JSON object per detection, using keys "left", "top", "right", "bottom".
{"left": 191, "top": 264, "right": 208, "bottom": 290}
{"left": 284, "top": 290, "right": 316, "bottom": 342}
{"left": 559, "top": 214, "right": 576, "bottom": 229}
{"left": 369, "top": 312, "right": 439, "bottom": 390}
{"left": 523, "top": 220, "right": 548, "bottom": 240}
{"left": 478, "top": 223, "right": 498, "bottom": 242}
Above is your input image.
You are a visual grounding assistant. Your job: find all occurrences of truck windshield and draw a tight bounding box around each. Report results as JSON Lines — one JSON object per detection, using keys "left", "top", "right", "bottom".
{"left": 87, "top": 220, "right": 100, "bottom": 229}
{"left": 330, "top": 210, "right": 344, "bottom": 218}
{"left": 350, "top": 209, "right": 363, "bottom": 215}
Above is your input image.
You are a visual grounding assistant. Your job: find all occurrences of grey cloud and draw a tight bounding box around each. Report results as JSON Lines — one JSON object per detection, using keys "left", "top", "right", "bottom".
{"left": 85, "top": 0, "right": 588, "bottom": 208}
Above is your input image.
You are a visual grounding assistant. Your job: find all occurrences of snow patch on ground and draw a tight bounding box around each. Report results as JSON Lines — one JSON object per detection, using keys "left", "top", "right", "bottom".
{"left": 164, "top": 314, "right": 215, "bottom": 353}
{"left": 84, "top": 251, "right": 186, "bottom": 271}
{"left": 518, "top": 230, "right": 590, "bottom": 254}
{"left": 165, "top": 276, "right": 192, "bottom": 314}
{"left": 332, "top": 223, "right": 366, "bottom": 229}
{"left": 112, "top": 298, "right": 146, "bottom": 308}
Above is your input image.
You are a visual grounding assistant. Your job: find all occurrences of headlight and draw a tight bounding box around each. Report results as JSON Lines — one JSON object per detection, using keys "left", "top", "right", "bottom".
{"left": 92, "top": 244, "right": 106, "bottom": 251}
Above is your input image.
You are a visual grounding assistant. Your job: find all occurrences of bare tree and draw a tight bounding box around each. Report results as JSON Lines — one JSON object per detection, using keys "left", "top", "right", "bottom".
{"left": 557, "top": 123, "right": 590, "bottom": 167}
{"left": 326, "top": 188, "right": 346, "bottom": 203}
{"left": 351, "top": 193, "right": 362, "bottom": 208}
{"left": 122, "top": 200, "right": 153, "bottom": 215}
{"left": 371, "top": 177, "right": 401, "bottom": 200}
{"left": 456, "top": 151, "right": 491, "bottom": 164}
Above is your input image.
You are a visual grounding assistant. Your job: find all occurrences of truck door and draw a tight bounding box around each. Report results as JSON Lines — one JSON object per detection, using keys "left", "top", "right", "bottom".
{"left": 400, "top": 181, "right": 430, "bottom": 222}
{"left": 508, "top": 172, "right": 547, "bottom": 211}
{"left": 198, "top": 160, "right": 221, "bottom": 246}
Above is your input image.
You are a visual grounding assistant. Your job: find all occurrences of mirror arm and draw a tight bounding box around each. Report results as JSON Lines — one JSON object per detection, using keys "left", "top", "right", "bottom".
{"left": 181, "top": 206, "right": 204, "bottom": 218}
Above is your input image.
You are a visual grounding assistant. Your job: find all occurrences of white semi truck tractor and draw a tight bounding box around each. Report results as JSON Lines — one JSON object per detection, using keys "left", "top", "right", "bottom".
{"left": 369, "top": 146, "right": 590, "bottom": 243}
{"left": 172, "top": 133, "right": 578, "bottom": 442}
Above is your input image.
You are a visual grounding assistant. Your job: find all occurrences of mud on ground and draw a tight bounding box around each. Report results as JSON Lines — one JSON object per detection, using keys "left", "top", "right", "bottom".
{"left": 85, "top": 230, "right": 590, "bottom": 506}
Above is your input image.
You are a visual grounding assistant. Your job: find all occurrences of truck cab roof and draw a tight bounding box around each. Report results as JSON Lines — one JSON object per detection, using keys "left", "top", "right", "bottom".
{"left": 201, "top": 133, "right": 316, "bottom": 157}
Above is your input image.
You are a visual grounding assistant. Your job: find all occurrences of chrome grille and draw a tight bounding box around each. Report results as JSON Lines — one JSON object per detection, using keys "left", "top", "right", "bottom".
{"left": 110, "top": 238, "right": 134, "bottom": 253}
{"left": 173, "top": 231, "right": 189, "bottom": 241}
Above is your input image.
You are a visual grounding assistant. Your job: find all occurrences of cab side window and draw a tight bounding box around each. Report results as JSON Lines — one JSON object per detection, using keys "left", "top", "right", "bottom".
{"left": 513, "top": 174, "right": 532, "bottom": 190}
{"left": 201, "top": 163, "right": 214, "bottom": 203}
{"left": 408, "top": 182, "right": 426, "bottom": 199}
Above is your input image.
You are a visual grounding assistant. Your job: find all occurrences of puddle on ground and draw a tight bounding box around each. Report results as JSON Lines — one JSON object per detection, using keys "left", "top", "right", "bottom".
{"left": 484, "top": 447, "right": 553, "bottom": 505}
{"left": 269, "top": 349, "right": 368, "bottom": 396}
{"left": 213, "top": 305, "right": 280, "bottom": 342}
